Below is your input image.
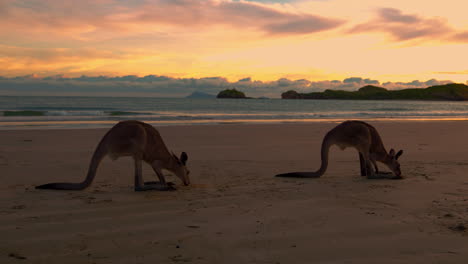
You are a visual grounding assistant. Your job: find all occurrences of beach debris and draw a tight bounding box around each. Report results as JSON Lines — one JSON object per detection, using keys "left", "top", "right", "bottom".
{"left": 8, "top": 252, "right": 27, "bottom": 260}
{"left": 449, "top": 223, "right": 466, "bottom": 232}
{"left": 169, "top": 254, "right": 191, "bottom": 262}
{"left": 11, "top": 205, "right": 26, "bottom": 210}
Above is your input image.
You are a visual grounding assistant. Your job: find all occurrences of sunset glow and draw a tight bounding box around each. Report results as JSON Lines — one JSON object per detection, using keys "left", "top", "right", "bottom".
{"left": 0, "top": 0, "right": 466, "bottom": 83}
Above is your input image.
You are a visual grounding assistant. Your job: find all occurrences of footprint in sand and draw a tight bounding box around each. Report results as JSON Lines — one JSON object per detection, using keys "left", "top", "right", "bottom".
{"left": 0, "top": 155, "right": 8, "bottom": 166}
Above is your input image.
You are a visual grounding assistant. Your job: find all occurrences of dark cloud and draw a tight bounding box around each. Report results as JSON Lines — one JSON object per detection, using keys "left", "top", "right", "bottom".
{"left": 364, "top": 79, "right": 379, "bottom": 85}
{"left": 348, "top": 8, "right": 466, "bottom": 43}
{"left": 379, "top": 8, "right": 419, "bottom": 24}
{"left": 343, "top": 77, "right": 363, "bottom": 83}
{"left": 343, "top": 77, "right": 380, "bottom": 85}
{"left": 264, "top": 15, "right": 344, "bottom": 35}
{"left": 451, "top": 31, "right": 468, "bottom": 42}
{"left": 0, "top": 75, "right": 458, "bottom": 98}
{"left": 238, "top": 77, "right": 252, "bottom": 82}
{"left": 382, "top": 79, "right": 453, "bottom": 89}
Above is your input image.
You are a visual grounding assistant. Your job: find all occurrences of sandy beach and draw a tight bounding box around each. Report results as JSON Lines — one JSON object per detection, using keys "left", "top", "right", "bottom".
{"left": 0, "top": 121, "right": 467, "bottom": 263}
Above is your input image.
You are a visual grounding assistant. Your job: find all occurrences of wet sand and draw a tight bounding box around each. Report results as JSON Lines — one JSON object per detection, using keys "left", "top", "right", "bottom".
{"left": 0, "top": 121, "right": 467, "bottom": 263}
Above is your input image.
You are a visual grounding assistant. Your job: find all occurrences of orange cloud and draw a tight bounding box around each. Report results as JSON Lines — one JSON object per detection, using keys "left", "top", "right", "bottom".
{"left": 450, "top": 31, "right": 468, "bottom": 42}
{"left": 0, "top": 1, "right": 466, "bottom": 82}
{"left": 0, "top": 45, "right": 156, "bottom": 76}
{"left": 0, "top": 0, "right": 344, "bottom": 41}
{"left": 348, "top": 8, "right": 467, "bottom": 43}
{"left": 434, "top": 70, "right": 468, "bottom": 75}
{"left": 119, "top": 0, "right": 345, "bottom": 35}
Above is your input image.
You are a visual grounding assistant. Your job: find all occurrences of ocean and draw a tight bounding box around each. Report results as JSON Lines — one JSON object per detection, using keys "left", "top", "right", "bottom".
{"left": 2, "top": 95, "right": 468, "bottom": 130}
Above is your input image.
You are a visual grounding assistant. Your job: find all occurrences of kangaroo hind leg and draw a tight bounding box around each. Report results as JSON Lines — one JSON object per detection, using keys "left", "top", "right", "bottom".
{"left": 359, "top": 153, "right": 366, "bottom": 176}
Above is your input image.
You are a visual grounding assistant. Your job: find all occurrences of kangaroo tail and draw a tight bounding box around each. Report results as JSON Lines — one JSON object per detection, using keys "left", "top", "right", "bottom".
{"left": 275, "top": 172, "right": 321, "bottom": 178}
{"left": 35, "top": 182, "right": 90, "bottom": 190}
{"left": 35, "top": 134, "right": 109, "bottom": 190}
{"left": 276, "top": 132, "right": 332, "bottom": 178}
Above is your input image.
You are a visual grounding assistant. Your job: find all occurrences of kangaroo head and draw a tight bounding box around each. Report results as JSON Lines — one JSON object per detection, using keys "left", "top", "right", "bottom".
{"left": 172, "top": 152, "right": 190, "bottom": 185}
{"left": 386, "top": 149, "right": 403, "bottom": 177}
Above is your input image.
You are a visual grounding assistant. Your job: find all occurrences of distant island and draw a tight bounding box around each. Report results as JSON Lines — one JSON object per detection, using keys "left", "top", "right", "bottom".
{"left": 186, "top": 91, "right": 216, "bottom": 99}
{"left": 282, "top": 83, "right": 468, "bottom": 101}
{"left": 217, "top": 89, "right": 249, "bottom": 99}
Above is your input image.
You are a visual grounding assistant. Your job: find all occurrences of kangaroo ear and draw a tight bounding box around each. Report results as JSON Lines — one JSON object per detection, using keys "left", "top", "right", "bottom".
{"left": 389, "top": 149, "right": 395, "bottom": 156}
{"left": 395, "top": 150, "right": 403, "bottom": 160}
{"left": 180, "top": 152, "right": 188, "bottom": 165}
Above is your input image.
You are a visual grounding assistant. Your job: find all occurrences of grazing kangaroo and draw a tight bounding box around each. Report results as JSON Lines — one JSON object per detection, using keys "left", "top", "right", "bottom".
{"left": 36, "top": 120, "right": 190, "bottom": 191}
{"left": 276, "top": 120, "right": 403, "bottom": 179}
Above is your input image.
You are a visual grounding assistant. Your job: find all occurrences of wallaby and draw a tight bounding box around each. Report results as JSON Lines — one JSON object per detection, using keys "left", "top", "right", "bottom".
{"left": 36, "top": 120, "right": 190, "bottom": 191}
{"left": 276, "top": 120, "right": 403, "bottom": 179}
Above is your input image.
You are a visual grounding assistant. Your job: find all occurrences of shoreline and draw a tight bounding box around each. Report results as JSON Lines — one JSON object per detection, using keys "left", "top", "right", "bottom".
{"left": 2, "top": 116, "right": 468, "bottom": 130}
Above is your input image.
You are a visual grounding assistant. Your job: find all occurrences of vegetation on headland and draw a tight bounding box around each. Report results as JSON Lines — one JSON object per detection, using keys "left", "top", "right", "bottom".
{"left": 281, "top": 83, "right": 468, "bottom": 101}
{"left": 217, "top": 88, "right": 248, "bottom": 99}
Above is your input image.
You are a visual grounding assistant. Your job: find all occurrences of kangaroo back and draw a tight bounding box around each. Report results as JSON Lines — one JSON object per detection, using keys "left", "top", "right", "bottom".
{"left": 35, "top": 132, "right": 109, "bottom": 190}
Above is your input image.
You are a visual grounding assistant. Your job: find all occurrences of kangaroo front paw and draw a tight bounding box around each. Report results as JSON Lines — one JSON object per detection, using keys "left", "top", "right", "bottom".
{"left": 377, "top": 171, "right": 393, "bottom": 175}
{"left": 144, "top": 181, "right": 174, "bottom": 186}
{"left": 135, "top": 183, "right": 176, "bottom": 191}
{"left": 367, "top": 173, "right": 404, "bottom": 180}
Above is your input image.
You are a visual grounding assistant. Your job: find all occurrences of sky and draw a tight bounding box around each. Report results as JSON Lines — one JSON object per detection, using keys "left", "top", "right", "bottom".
{"left": 0, "top": 0, "right": 467, "bottom": 96}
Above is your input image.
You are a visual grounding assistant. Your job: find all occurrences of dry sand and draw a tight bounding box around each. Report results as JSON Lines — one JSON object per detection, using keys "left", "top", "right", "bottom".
{"left": 0, "top": 121, "right": 467, "bottom": 263}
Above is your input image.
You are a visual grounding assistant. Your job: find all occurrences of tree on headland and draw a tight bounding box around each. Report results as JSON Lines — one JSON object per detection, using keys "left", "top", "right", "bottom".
{"left": 217, "top": 88, "right": 247, "bottom": 99}
{"left": 281, "top": 83, "right": 468, "bottom": 101}
{"left": 281, "top": 90, "right": 303, "bottom": 99}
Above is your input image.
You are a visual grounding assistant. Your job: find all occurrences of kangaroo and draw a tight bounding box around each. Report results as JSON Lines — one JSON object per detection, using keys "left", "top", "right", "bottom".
{"left": 36, "top": 120, "right": 190, "bottom": 191}
{"left": 276, "top": 120, "right": 403, "bottom": 179}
